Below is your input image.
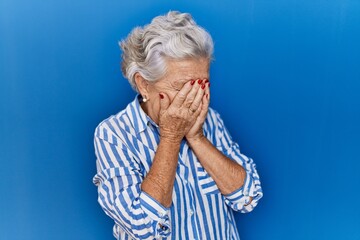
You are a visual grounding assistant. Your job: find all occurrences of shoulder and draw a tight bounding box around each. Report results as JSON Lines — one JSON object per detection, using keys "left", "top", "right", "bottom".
{"left": 94, "top": 102, "right": 136, "bottom": 145}
{"left": 203, "top": 107, "right": 226, "bottom": 142}
{"left": 207, "top": 107, "right": 221, "bottom": 119}
{"left": 205, "top": 107, "right": 225, "bottom": 129}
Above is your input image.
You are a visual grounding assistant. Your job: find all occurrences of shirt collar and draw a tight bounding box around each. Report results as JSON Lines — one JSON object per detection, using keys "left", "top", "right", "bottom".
{"left": 129, "top": 94, "right": 158, "bottom": 134}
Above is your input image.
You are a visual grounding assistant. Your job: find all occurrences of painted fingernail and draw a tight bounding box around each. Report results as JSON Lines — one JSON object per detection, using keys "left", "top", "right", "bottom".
{"left": 204, "top": 78, "right": 209, "bottom": 83}
{"left": 201, "top": 83, "right": 206, "bottom": 89}
{"left": 206, "top": 94, "right": 209, "bottom": 98}
{"left": 198, "top": 79, "right": 203, "bottom": 84}
{"left": 159, "top": 93, "right": 164, "bottom": 99}
{"left": 190, "top": 79, "right": 195, "bottom": 85}
{"left": 208, "top": 82, "right": 211, "bottom": 87}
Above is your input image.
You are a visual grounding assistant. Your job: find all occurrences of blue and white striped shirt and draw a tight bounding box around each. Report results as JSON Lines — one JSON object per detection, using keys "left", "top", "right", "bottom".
{"left": 92, "top": 95, "right": 263, "bottom": 240}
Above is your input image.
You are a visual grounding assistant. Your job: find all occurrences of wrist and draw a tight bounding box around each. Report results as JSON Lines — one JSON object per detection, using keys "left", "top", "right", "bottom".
{"left": 186, "top": 134, "right": 206, "bottom": 147}
{"left": 160, "top": 135, "right": 183, "bottom": 145}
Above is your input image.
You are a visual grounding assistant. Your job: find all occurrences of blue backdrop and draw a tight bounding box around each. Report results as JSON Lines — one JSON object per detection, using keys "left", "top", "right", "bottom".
{"left": 1, "top": 0, "right": 359, "bottom": 239}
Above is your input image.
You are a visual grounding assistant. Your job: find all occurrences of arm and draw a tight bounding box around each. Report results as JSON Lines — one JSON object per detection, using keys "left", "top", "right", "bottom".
{"left": 186, "top": 83, "right": 263, "bottom": 213}
{"left": 93, "top": 127, "right": 172, "bottom": 239}
{"left": 142, "top": 79, "right": 205, "bottom": 207}
{"left": 187, "top": 122, "right": 262, "bottom": 213}
{"left": 141, "top": 138, "right": 180, "bottom": 208}
{"left": 212, "top": 114, "right": 263, "bottom": 213}
{"left": 187, "top": 136, "right": 248, "bottom": 196}
{"left": 186, "top": 81, "right": 245, "bottom": 195}
{"left": 93, "top": 80, "right": 206, "bottom": 238}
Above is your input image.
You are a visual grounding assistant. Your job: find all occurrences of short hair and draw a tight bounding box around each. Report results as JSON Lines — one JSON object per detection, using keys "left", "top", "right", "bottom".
{"left": 120, "top": 11, "right": 214, "bottom": 91}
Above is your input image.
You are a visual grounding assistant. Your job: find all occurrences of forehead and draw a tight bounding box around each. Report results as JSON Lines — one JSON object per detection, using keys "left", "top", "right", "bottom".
{"left": 164, "top": 58, "right": 209, "bottom": 86}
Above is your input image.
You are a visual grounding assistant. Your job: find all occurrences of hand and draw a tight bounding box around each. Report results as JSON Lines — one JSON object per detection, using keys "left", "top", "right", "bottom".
{"left": 186, "top": 79, "right": 210, "bottom": 142}
{"left": 158, "top": 79, "right": 205, "bottom": 143}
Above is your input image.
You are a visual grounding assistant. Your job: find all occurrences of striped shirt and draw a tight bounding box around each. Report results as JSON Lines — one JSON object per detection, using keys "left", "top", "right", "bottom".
{"left": 92, "top": 95, "right": 263, "bottom": 240}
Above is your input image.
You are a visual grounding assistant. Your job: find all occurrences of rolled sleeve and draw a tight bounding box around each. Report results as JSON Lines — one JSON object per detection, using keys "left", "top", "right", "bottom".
{"left": 92, "top": 125, "right": 171, "bottom": 239}
{"left": 139, "top": 191, "right": 171, "bottom": 236}
{"left": 214, "top": 111, "right": 264, "bottom": 213}
{"left": 223, "top": 166, "right": 263, "bottom": 213}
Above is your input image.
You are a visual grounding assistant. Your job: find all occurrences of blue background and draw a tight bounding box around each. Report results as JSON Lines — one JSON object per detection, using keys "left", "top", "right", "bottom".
{"left": 1, "top": 0, "right": 359, "bottom": 239}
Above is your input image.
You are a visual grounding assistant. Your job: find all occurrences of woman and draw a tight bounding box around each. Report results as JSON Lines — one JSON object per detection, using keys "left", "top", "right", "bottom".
{"left": 93, "top": 11, "right": 263, "bottom": 240}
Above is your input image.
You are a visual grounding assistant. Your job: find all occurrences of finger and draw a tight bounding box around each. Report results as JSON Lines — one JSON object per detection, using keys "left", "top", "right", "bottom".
{"left": 190, "top": 102, "right": 204, "bottom": 130}
{"left": 198, "top": 94, "right": 209, "bottom": 120}
{"left": 202, "top": 80, "right": 210, "bottom": 108}
{"left": 182, "top": 79, "right": 200, "bottom": 108}
{"left": 159, "top": 92, "right": 170, "bottom": 115}
{"left": 172, "top": 81, "right": 193, "bottom": 108}
{"left": 195, "top": 101, "right": 203, "bottom": 117}
{"left": 196, "top": 81, "right": 210, "bottom": 120}
{"left": 189, "top": 81, "right": 206, "bottom": 113}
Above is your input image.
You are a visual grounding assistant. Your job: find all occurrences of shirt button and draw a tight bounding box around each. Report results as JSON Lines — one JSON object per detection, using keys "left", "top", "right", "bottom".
{"left": 159, "top": 224, "right": 168, "bottom": 231}
{"left": 184, "top": 180, "right": 188, "bottom": 184}
{"left": 189, "top": 210, "right": 194, "bottom": 215}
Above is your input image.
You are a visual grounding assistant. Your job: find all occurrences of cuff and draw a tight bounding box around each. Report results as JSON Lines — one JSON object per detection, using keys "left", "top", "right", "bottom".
{"left": 139, "top": 191, "right": 171, "bottom": 237}
{"left": 224, "top": 171, "right": 252, "bottom": 203}
{"left": 223, "top": 171, "right": 259, "bottom": 212}
{"left": 224, "top": 171, "right": 263, "bottom": 213}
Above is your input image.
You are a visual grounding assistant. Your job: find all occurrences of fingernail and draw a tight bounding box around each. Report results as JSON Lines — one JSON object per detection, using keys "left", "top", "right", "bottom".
{"left": 190, "top": 79, "right": 195, "bottom": 85}
{"left": 206, "top": 94, "right": 209, "bottom": 98}
{"left": 208, "top": 82, "right": 211, "bottom": 87}
{"left": 198, "top": 79, "right": 203, "bottom": 84}
{"left": 204, "top": 78, "right": 209, "bottom": 83}
{"left": 201, "top": 83, "right": 206, "bottom": 89}
{"left": 159, "top": 93, "right": 164, "bottom": 99}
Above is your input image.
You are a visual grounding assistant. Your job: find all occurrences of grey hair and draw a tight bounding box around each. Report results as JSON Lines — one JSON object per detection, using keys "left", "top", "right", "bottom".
{"left": 120, "top": 11, "right": 214, "bottom": 91}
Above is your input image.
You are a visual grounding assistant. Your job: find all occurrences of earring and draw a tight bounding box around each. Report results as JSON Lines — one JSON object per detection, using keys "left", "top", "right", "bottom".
{"left": 142, "top": 96, "right": 149, "bottom": 103}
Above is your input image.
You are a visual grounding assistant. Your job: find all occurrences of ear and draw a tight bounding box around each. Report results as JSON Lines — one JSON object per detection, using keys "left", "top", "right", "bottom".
{"left": 134, "top": 73, "right": 149, "bottom": 97}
